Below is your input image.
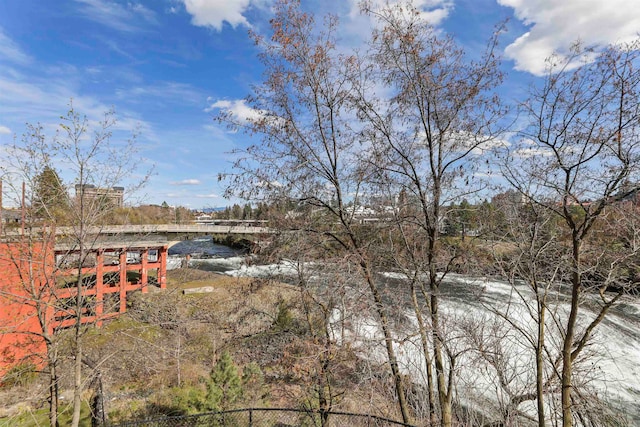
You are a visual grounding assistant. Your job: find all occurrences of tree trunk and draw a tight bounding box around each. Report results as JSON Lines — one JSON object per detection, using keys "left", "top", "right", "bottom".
{"left": 90, "top": 373, "right": 107, "bottom": 427}
{"left": 431, "top": 290, "right": 452, "bottom": 427}
{"left": 561, "top": 239, "right": 581, "bottom": 427}
{"left": 71, "top": 326, "right": 83, "bottom": 426}
{"left": 48, "top": 349, "right": 59, "bottom": 427}
{"left": 410, "top": 281, "right": 437, "bottom": 423}
{"left": 427, "top": 219, "right": 452, "bottom": 427}
{"left": 361, "top": 261, "right": 411, "bottom": 424}
{"left": 71, "top": 217, "right": 86, "bottom": 427}
{"left": 536, "top": 301, "right": 546, "bottom": 427}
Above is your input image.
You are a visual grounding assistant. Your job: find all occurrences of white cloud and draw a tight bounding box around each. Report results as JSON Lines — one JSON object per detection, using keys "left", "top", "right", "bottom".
{"left": 171, "top": 179, "right": 201, "bottom": 185}
{"left": 512, "top": 147, "right": 553, "bottom": 158}
{"left": 181, "top": 0, "right": 256, "bottom": 31}
{"left": 196, "top": 192, "right": 220, "bottom": 198}
{"left": 257, "top": 180, "right": 281, "bottom": 189}
{"left": 498, "top": 0, "right": 640, "bottom": 75}
{"left": 0, "top": 125, "right": 11, "bottom": 134}
{"left": 0, "top": 28, "right": 32, "bottom": 65}
{"left": 205, "top": 98, "right": 264, "bottom": 123}
{"left": 345, "top": 0, "right": 453, "bottom": 34}
{"left": 353, "top": 0, "right": 453, "bottom": 26}
{"left": 327, "top": 0, "right": 454, "bottom": 58}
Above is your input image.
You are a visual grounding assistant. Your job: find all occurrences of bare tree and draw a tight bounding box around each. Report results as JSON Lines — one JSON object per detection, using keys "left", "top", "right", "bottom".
{"left": 0, "top": 102, "right": 150, "bottom": 426}
{"left": 482, "top": 197, "right": 565, "bottom": 425}
{"left": 503, "top": 41, "right": 640, "bottom": 426}
{"left": 0, "top": 225, "right": 61, "bottom": 427}
{"left": 352, "top": 3, "right": 506, "bottom": 425}
{"left": 217, "top": 0, "right": 414, "bottom": 421}
{"left": 269, "top": 229, "right": 353, "bottom": 426}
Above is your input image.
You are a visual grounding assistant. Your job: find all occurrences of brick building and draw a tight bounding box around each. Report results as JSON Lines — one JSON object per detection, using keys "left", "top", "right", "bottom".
{"left": 74, "top": 184, "right": 125, "bottom": 208}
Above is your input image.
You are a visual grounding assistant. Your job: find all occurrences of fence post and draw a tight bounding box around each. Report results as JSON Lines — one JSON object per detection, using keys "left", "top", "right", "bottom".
{"left": 249, "top": 408, "right": 253, "bottom": 427}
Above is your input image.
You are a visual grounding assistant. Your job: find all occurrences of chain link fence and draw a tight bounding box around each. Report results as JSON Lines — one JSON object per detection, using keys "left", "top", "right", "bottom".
{"left": 111, "top": 408, "right": 416, "bottom": 427}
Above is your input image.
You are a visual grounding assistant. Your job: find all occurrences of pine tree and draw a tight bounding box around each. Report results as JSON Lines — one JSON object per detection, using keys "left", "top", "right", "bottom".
{"left": 33, "top": 166, "right": 69, "bottom": 224}
{"left": 203, "top": 351, "right": 243, "bottom": 412}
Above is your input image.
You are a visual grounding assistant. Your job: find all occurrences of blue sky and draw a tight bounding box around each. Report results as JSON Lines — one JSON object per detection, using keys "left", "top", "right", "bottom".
{"left": 1, "top": 0, "right": 639, "bottom": 209}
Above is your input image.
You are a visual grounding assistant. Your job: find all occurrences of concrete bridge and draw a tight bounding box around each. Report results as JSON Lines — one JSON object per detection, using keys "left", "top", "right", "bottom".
{"left": 54, "top": 224, "right": 271, "bottom": 250}
{"left": 3, "top": 223, "right": 271, "bottom": 251}
{"left": 53, "top": 223, "right": 270, "bottom": 236}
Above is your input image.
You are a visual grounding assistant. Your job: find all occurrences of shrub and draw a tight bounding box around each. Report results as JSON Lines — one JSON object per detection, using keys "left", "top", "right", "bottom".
{"left": 0, "top": 362, "right": 38, "bottom": 388}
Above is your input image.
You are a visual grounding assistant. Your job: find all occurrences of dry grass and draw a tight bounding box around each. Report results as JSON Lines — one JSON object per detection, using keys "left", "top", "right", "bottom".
{"left": 1, "top": 267, "right": 396, "bottom": 425}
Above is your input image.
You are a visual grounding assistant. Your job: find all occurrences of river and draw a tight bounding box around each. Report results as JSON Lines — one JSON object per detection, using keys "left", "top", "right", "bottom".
{"left": 168, "top": 237, "right": 640, "bottom": 425}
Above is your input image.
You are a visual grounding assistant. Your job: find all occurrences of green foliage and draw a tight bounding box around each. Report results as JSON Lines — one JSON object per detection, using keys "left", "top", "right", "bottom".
{"left": 242, "top": 362, "right": 267, "bottom": 406}
{"left": 443, "top": 198, "right": 477, "bottom": 239}
{"left": 202, "top": 351, "right": 243, "bottom": 412}
{"left": 0, "top": 362, "right": 38, "bottom": 388}
{"left": 273, "top": 300, "right": 294, "bottom": 331}
{"left": 168, "top": 385, "right": 208, "bottom": 416}
{"left": 0, "top": 402, "right": 92, "bottom": 427}
{"left": 154, "top": 355, "right": 266, "bottom": 418}
{"left": 242, "top": 203, "right": 253, "bottom": 220}
{"left": 33, "top": 166, "right": 70, "bottom": 224}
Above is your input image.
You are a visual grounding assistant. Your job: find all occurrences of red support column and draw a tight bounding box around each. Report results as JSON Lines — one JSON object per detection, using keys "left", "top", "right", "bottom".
{"left": 119, "top": 250, "right": 127, "bottom": 313}
{"left": 159, "top": 246, "right": 167, "bottom": 289}
{"left": 141, "top": 249, "right": 148, "bottom": 293}
{"left": 95, "top": 250, "right": 104, "bottom": 327}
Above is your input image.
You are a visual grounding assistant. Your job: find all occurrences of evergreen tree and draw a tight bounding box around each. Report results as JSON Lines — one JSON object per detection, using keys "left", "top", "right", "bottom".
{"left": 33, "top": 166, "right": 69, "bottom": 224}
{"left": 230, "top": 204, "right": 242, "bottom": 220}
{"left": 242, "top": 362, "right": 266, "bottom": 407}
{"left": 242, "top": 203, "right": 252, "bottom": 220}
{"left": 203, "top": 351, "right": 243, "bottom": 412}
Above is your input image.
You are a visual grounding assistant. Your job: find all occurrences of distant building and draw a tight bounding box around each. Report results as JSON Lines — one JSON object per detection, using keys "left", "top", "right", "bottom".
{"left": 75, "top": 184, "right": 124, "bottom": 208}
{"left": 1, "top": 209, "right": 21, "bottom": 228}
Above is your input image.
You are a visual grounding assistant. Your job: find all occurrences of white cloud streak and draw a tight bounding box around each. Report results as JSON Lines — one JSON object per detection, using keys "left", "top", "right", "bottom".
{"left": 171, "top": 179, "right": 202, "bottom": 185}
{"left": 0, "top": 28, "right": 32, "bottom": 65}
{"left": 116, "top": 81, "right": 204, "bottom": 105}
{"left": 0, "top": 70, "right": 154, "bottom": 144}
{"left": 0, "top": 125, "right": 11, "bottom": 135}
{"left": 74, "top": 0, "right": 158, "bottom": 32}
{"left": 349, "top": 0, "right": 454, "bottom": 26}
{"left": 498, "top": 0, "right": 640, "bottom": 75}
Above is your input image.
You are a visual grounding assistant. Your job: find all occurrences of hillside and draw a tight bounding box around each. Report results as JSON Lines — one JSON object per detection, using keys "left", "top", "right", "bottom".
{"left": 0, "top": 268, "right": 398, "bottom": 426}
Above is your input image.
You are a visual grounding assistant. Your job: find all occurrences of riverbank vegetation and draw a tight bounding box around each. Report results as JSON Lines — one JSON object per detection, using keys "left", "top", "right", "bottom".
{"left": 0, "top": 268, "right": 406, "bottom": 425}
